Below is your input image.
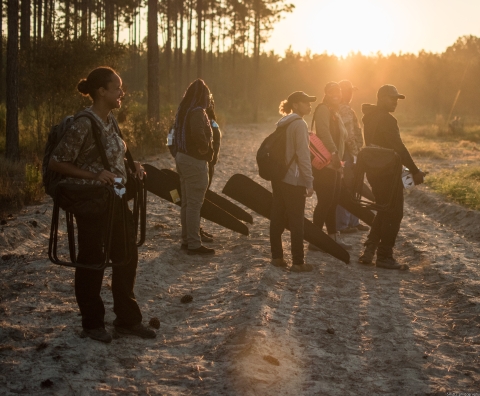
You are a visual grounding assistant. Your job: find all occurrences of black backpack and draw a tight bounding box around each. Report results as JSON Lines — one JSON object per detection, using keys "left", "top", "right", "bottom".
{"left": 256, "top": 120, "right": 297, "bottom": 181}
{"left": 42, "top": 111, "right": 92, "bottom": 198}
{"left": 42, "top": 111, "right": 121, "bottom": 199}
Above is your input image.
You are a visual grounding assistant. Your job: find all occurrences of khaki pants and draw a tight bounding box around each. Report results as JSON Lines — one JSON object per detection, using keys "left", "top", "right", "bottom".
{"left": 175, "top": 152, "right": 209, "bottom": 249}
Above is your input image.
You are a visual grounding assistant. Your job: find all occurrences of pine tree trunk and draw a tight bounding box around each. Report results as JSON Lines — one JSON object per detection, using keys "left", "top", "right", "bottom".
{"left": 252, "top": 10, "right": 260, "bottom": 122}
{"left": 196, "top": 0, "right": 202, "bottom": 78}
{"left": 178, "top": 0, "right": 184, "bottom": 96}
{"left": 105, "top": 0, "right": 114, "bottom": 45}
{"left": 81, "top": 0, "right": 89, "bottom": 39}
{"left": 186, "top": 1, "right": 192, "bottom": 84}
{"left": 36, "top": 0, "right": 42, "bottom": 44}
{"left": 64, "top": 0, "right": 70, "bottom": 40}
{"left": 0, "top": 0, "right": 3, "bottom": 103}
{"left": 147, "top": 0, "right": 160, "bottom": 122}
{"left": 20, "top": 0, "right": 31, "bottom": 51}
{"left": 43, "top": 0, "right": 49, "bottom": 38}
{"left": 6, "top": 0, "right": 20, "bottom": 161}
{"left": 165, "top": 0, "right": 172, "bottom": 101}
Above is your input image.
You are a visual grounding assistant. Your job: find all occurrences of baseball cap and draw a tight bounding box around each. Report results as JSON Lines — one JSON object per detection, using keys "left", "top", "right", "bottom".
{"left": 287, "top": 91, "right": 317, "bottom": 104}
{"left": 377, "top": 84, "right": 405, "bottom": 99}
{"left": 338, "top": 80, "right": 358, "bottom": 91}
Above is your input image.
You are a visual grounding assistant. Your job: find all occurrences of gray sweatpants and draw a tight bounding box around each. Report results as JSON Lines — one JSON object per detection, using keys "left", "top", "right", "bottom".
{"left": 175, "top": 152, "right": 209, "bottom": 249}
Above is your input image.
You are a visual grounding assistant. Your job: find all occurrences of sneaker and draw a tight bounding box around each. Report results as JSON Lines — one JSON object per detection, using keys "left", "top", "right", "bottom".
{"left": 114, "top": 323, "right": 157, "bottom": 339}
{"left": 355, "top": 224, "right": 370, "bottom": 232}
{"left": 271, "top": 258, "right": 288, "bottom": 268}
{"left": 340, "top": 227, "right": 358, "bottom": 234}
{"left": 290, "top": 263, "right": 314, "bottom": 272}
{"left": 187, "top": 246, "right": 215, "bottom": 255}
{"left": 375, "top": 256, "right": 409, "bottom": 270}
{"left": 358, "top": 244, "right": 377, "bottom": 265}
{"left": 81, "top": 327, "right": 112, "bottom": 344}
{"left": 329, "top": 233, "right": 352, "bottom": 250}
{"left": 308, "top": 243, "right": 323, "bottom": 252}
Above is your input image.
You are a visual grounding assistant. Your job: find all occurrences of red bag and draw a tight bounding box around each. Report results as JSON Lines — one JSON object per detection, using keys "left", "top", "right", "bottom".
{"left": 309, "top": 132, "right": 331, "bottom": 170}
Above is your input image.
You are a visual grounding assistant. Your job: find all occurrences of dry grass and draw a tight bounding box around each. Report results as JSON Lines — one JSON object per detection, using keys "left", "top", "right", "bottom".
{"left": 426, "top": 166, "right": 480, "bottom": 210}
{"left": 0, "top": 157, "right": 44, "bottom": 214}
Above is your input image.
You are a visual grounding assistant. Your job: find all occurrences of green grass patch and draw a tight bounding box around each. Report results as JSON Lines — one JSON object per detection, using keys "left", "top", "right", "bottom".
{"left": 426, "top": 165, "right": 480, "bottom": 210}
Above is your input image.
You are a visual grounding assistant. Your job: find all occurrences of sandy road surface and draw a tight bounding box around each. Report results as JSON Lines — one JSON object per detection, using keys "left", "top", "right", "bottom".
{"left": 0, "top": 124, "right": 479, "bottom": 395}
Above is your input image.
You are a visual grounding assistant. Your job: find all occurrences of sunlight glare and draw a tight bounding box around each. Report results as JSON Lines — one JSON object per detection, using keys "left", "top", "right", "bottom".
{"left": 267, "top": 0, "right": 407, "bottom": 56}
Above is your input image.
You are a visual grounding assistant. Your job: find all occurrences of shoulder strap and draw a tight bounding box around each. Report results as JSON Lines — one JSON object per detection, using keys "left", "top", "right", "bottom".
{"left": 284, "top": 117, "right": 301, "bottom": 168}
{"left": 74, "top": 112, "right": 112, "bottom": 172}
{"left": 310, "top": 103, "right": 324, "bottom": 131}
{"left": 111, "top": 116, "right": 136, "bottom": 173}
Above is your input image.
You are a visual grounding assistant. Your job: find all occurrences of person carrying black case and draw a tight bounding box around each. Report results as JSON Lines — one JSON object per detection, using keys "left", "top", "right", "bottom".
{"left": 48, "top": 67, "right": 155, "bottom": 343}
{"left": 359, "top": 85, "right": 426, "bottom": 270}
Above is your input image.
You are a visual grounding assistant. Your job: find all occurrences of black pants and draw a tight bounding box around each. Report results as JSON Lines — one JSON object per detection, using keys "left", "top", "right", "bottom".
{"left": 270, "top": 181, "right": 306, "bottom": 265}
{"left": 365, "top": 175, "right": 404, "bottom": 258}
{"left": 313, "top": 167, "right": 342, "bottom": 234}
{"left": 75, "top": 204, "right": 142, "bottom": 330}
{"left": 208, "top": 163, "right": 215, "bottom": 189}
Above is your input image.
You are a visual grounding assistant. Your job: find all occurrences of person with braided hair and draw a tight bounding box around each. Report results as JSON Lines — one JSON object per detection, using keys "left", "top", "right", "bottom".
{"left": 174, "top": 79, "right": 215, "bottom": 255}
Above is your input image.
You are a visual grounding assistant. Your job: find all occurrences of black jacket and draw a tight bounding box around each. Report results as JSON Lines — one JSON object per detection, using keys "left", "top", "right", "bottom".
{"left": 362, "top": 104, "right": 419, "bottom": 174}
{"left": 181, "top": 108, "right": 213, "bottom": 161}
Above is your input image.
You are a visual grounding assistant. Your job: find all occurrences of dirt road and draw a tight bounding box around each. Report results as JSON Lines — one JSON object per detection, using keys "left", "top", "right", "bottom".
{"left": 0, "top": 124, "right": 479, "bottom": 395}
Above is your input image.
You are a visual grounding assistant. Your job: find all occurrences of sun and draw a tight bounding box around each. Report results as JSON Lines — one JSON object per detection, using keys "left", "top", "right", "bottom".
{"left": 266, "top": 0, "right": 408, "bottom": 56}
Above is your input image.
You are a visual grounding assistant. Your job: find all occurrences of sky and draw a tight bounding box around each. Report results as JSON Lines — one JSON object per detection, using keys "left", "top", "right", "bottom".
{"left": 264, "top": 0, "right": 480, "bottom": 56}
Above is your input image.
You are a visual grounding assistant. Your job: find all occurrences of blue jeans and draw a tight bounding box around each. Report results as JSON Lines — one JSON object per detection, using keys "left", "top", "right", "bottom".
{"left": 336, "top": 206, "right": 359, "bottom": 231}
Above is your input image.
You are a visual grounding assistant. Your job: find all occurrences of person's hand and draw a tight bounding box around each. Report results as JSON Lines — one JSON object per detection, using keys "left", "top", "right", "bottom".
{"left": 134, "top": 161, "right": 144, "bottom": 180}
{"left": 305, "top": 187, "right": 314, "bottom": 198}
{"left": 94, "top": 170, "right": 117, "bottom": 185}
{"left": 331, "top": 152, "right": 342, "bottom": 169}
{"left": 413, "top": 170, "right": 426, "bottom": 185}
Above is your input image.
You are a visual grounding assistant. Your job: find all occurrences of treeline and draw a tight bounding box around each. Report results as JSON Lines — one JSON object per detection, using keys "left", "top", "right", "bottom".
{"left": 1, "top": 1, "right": 480, "bottom": 163}
{"left": 0, "top": 0, "right": 294, "bottom": 160}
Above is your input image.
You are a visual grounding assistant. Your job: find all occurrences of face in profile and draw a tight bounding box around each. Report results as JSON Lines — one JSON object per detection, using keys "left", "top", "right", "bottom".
{"left": 293, "top": 101, "right": 312, "bottom": 116}
{"left": 103, "top": 74, "right": 124, "bottom": 109}
{"left": 383, "top": 96, "right": 399, "bottom": 112}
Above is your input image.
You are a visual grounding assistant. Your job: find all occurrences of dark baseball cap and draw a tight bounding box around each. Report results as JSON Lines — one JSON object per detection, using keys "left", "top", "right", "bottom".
{"left": 377, "top": 84, "right": 405, "bottom": 99}
{"left": 287, "top": 91, "right": 317, "bottom": 103}
{"left": 339, "top": 80, "right": 358, "bottom": 91}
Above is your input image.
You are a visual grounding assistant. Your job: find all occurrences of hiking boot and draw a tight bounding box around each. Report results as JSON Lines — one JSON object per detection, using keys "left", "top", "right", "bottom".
{"left": 271, "top": 258, "right": 288, "bottom": 268}
{"left": 290, "top": 263, "right": 314, "bottom": 272}
{"left": 355, "top": 224, "right": 370, "bottom": 232}
{"left": 81, "top": 327, "right": 112, "bottom": 344}
{"left": 358, "top": 244, "right": 377, "bottom": 265}
{"left": 187, "top": 246, "right": 215, "bottom": 255}
{"left": 329, "top": 233, "right": 352, "bottom": 250}
{"left": 340, "top": 226, "right": 358, "bottom": 234}
{"left": 308, "top": 243, "right": 323, "bottom": 252}
{"left": 375, "top": 256, "right": 409, "bottom": 270}
{"left": 114, "top": 323, "right": 157, "bottom": 339}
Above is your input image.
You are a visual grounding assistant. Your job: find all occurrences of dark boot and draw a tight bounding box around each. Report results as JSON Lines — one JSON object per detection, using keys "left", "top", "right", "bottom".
{"left": 375, "top": 256, "right": 409, "bottom": 270}
{"left": 358, "top": 243, "right": 377, "bottom": 265}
